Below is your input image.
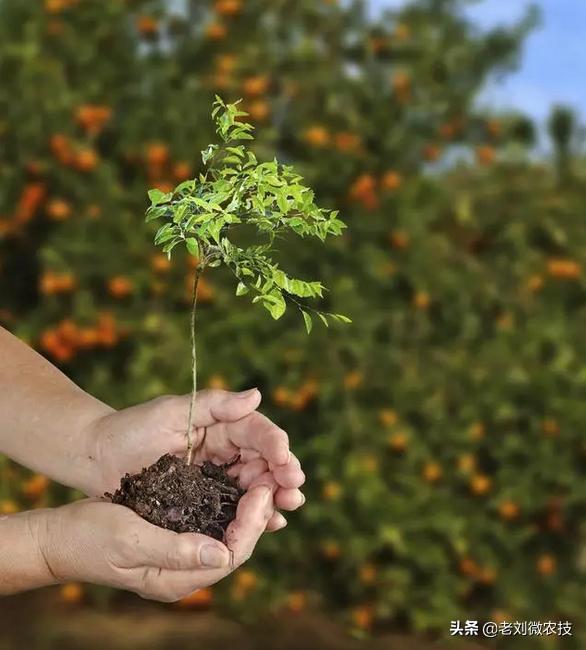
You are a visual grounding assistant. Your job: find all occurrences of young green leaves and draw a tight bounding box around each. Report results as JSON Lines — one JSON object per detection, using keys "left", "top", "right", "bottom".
{"left": 145, "top": 96, "right": 350, "bottom": 333}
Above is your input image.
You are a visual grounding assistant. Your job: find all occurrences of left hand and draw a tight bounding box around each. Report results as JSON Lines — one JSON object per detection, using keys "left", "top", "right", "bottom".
{"left": 85, "top": 389, "right": 305, "bottom": 531}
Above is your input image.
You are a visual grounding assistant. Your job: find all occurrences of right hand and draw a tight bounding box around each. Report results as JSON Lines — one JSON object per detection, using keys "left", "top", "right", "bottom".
{"left": 38, "top": 485, "right": 273, "bottom": 602}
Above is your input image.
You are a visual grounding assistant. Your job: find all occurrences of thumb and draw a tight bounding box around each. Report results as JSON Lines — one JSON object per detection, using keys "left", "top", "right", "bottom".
{"left": 133, "top": 521, "right": 231, "bottom": 571}
{"left": 192, "top": 388, "right": 262, "bottom": 426}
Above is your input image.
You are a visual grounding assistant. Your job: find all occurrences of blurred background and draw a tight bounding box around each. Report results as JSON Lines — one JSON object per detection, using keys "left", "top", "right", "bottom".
{"left": 1, "top": 1, "right": 585, "bottom": 649}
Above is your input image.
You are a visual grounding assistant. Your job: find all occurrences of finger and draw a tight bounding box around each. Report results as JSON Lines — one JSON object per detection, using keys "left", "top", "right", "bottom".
{"left": 228, "top": 458, "right": 269, "bottom": 488}
{"left": 275, "top": 487, "right": 305, "bottom": 511}
{"left": 168, "top": 389, "right": 262, "bottom": 430}
{"left": 196, "top": 388, "right": 262, "bottom": 426}
{"left": 130, "top": 519, "right": 230, "bottom": 571}
{"left": 271, "top": 456, "right": 305, "bottom": 489}
{"left": 224, "top": 411, "right": 290, "bottom": 466}
{"left": 266, "top": 511, "right": 287, "bottom": 532}
{"left": 225, "top": 485, "right": 274, "bottom": 568}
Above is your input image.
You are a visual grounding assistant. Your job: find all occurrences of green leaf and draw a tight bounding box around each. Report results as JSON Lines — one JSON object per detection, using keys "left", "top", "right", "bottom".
{"left": 318, "top": 313, "right": 329, "bottom": 327}
{"left": 145, "top": 206, "right": 167, "bottom": 222}
{"left": 264, "top": 291, "right": 286, "bottom": 320}
{"left": 185, "top": 238, "right": 199, "bottom": 257}
{"left": 301, "top": 310, "right": 313, "bottom": 334}
{"left": 148, "top": 189, "right": 172, "bottom": 206}
{"left": 236, "top": 282, "right": 249, "bottom": 296}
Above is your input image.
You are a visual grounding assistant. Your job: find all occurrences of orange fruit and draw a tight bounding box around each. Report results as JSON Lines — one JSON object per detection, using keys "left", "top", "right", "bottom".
{"left": 137, "top": 15, "right": 158, "bottom": 35}
{"left": 75, "top": 148, "right": 99, "bottom": 172}
{"left": 343, "top": 371, "right": 363, "bottom": 389}
{"left": 334, "top": 132, "right": 361, "bottom": 153}
{"left": 359, "top": 564, "right": 377, "bottom": 584}
{"left": 108, "top": 275, "right": 134, "bottom": 299}
{"left": 352, "top": 605, "right": 374, "bottom": 630}
{"left": 381, "top": 171, "right": 403, "bottom": 191}
{"left": 173, "top": 161, "right": 193, "bottom": 181}
{"left": 536, "top": 554, "right": 556, "bottom": 576}
{"left": 303, "top": 125, "right": 330, "bottom": 147}
{"left": 242, "top": 75, "right": 269, "bottom": 97}
{"left": 547, "top": 259, "right": 581, "bottom": 280}
{"left": 146, "top": 142, "right": 169, "bottom": 167}
{"left": 322, "top": 481, "right": 342, "bottom": 501}
{"left": 422, "top": 462, "right": 442, "bottom": 483}
{"left": 46, "top": 198, "right": 72, "bottom": 221}
{"left": 272, "top": 386, "right": 291, "bottom": 406}
{"left": 177, "top": 588, "right": 213, "bottom": 608}
{"left": 387, "top": 431, "right": 409, "bottom": 452}
{"left": 286, "top": 591, "right": 307, "bottom": 613}
{"left": 0, "top": 499, "right": 19, "bottom": 514}
{"left": 23, "top": 474, "right": 49, "bottom": 499}
{"left": 498, "top": 500, "right": 520, "bottom": 521}
{"left": 206, "top": 22, "right": 227, "bottom": 40}
{"left": 151, "top": 254, "right": 172, "bottom": 273}
{"left": 248, "top": 100, "right": 270, "bottom": 122}
{"left": 214, "top": 0, "right": 241, "bottom": 16}
{"left": 235, "top": 569, "right": 257, "bottom": 590}
{"left": 470, "top": 473, "right": 492, "bottom": 496}
{"left": 476, "top": 145, "right": 496, "bottom": 166}
{"left": 321, "top": 541, "right": 341, "bottom": 560}
{"left": 60, "top": 583, "right": 84, "bottom": 604}
{"left": 379, "top": 408, "right": 398, "bottom": 426}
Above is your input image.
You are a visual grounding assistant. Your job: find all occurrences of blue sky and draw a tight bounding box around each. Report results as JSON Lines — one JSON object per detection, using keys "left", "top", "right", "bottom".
{"left": 370, "top": 0, "right": 586, "bottom": 124}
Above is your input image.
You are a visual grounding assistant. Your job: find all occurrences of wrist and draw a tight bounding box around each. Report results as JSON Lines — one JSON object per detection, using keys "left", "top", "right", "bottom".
{"left": 26, "top": 509, "right": 61, "bottom": 586}
{"left": 76, "top": 401, "right": 117, "bottom": 497}
{"left": 0, "top": 509, "right": 59, "bottom": 594}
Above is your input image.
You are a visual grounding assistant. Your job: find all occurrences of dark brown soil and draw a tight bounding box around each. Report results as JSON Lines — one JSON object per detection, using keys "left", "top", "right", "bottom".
{"left": 107, "top": 453, "right": 244, "bottom": 540}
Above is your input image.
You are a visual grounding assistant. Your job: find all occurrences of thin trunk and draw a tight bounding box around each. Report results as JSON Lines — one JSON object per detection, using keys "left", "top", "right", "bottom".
{"left": 185, "top": 267, "right": 201, "bottom": 465}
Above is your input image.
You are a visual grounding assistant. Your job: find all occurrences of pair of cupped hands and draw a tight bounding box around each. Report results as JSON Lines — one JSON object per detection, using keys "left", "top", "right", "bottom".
{"left": 43, "top": 388, "right": 305, "bottom": 602}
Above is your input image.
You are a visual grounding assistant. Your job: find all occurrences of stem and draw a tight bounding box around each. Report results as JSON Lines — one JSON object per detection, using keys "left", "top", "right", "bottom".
{"left": 185, "top": 266, "right": 201, "bottom": 465}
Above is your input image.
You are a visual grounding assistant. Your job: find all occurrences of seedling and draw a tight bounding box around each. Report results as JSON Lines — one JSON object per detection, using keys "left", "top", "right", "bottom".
{"left": 146, "top": 97, "right": 349, "bottom": 463}
{"left": 109, "top": 98, "right": 349, "bottom": 537}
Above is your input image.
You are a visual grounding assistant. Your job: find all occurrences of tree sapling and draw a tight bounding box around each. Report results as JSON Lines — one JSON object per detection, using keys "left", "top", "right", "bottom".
{"left": 108, "top": 97, "right": 349, "bottom": 538}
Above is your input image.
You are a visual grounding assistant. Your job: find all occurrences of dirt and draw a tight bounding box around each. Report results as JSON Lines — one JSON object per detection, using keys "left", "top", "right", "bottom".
{"left": 107, "top": 453, "right": 244, "bottom": 540}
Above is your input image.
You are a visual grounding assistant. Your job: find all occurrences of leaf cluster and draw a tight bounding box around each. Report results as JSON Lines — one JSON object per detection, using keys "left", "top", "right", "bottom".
{"left": 145, "top": 97, "right": 349, "bottom": 331}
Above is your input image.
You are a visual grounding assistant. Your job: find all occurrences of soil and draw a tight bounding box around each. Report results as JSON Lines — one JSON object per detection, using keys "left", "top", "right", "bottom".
{"left": 107, "top": 453, "right": 244, "bottom": 540}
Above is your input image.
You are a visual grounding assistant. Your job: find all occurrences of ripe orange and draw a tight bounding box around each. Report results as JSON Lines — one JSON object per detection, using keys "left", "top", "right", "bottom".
{"left": 352, "top": 605, "right": 374, "bottom": 630}
{"left": 108, "top": 275, "right": 134, "bottom": 299}
{"left": 303, "top": 125, "right": 330, "bottom": 148}
{"left": 536, "top": 554, "right": 556, "bottom": 576}
{"left": 381, "top": 171, "right": 403, "bottom": 191}
{"left": 286, "top": 591, "right": 307, "bottom": 613}
{"left": 470, "top": 473, "right": 492, "bottom": 496}
{"left": 242, "top": 75, "right": 269, "bottom": 97}
{"left": 137, "top": 15, "right": 158, "bottom": 35}
{"left": 46, "top": 198, "right": 72, "bottom": 221}
{"left": 498, "top": 500, "right": 520, "bottom": 521}
{"left": 75, "top": 148, "right": 99, "bottom": 172}
{"left": 177, "top": 588, "right": 213, "bottom": 608}
{"left": 60, "top": 583, "right": 84, "bottom": 604}
{"left": 206, "top": 22, "right": 227, "bottom": 40}
{"left": 322, "top": 481, "right": 342, "bottom": 501}
{"left": 422, "top": 462, "right": 442, "bottom": 483}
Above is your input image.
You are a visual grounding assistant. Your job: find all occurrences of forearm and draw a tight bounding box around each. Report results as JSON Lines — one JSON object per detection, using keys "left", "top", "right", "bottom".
{"left": 0, "top": 509, "right": 57, "bottom": 595}
{"left": 0, "top": 326, "right": 113, "bottom": 494}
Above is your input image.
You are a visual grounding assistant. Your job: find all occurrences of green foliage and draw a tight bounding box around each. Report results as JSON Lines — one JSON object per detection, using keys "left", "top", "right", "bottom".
{"left": 146, "top": 97, "right": 348, "bottom": 331}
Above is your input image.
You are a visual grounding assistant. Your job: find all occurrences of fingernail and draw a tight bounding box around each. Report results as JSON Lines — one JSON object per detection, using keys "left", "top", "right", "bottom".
{"left": 299, "top": 493, "right": 306, "bottom": 506}
{"left": 237, "top": 387, "right": 259, "bottom": 399}
{"left": 200, "top": 544, "right": 228, "bottom": 568}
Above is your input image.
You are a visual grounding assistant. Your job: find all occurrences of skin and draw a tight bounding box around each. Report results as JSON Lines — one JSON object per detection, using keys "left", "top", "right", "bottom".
{"left": 0, "top": 326, "right": 305, "bottom": 599}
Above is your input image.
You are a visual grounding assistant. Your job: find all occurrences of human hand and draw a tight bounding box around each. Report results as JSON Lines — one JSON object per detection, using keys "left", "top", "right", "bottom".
{"left": 85, "top": 389, "right": 305, "bottom": 531}
{"left": 37, "top": 485, "right": 274, "bottom": 601}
